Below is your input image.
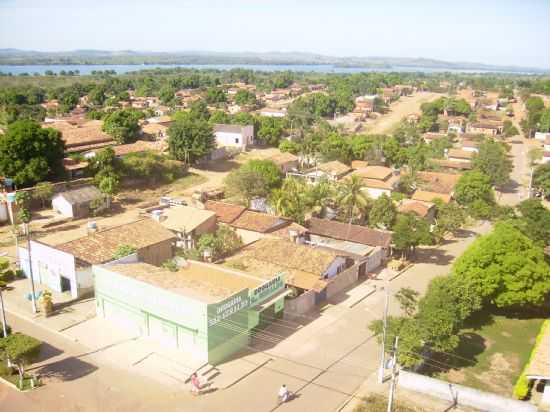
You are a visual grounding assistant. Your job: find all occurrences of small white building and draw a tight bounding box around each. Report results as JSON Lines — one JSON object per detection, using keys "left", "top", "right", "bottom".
{"left": 259, "top": 108, "right": 287, "bottom": 118}
{"left": 535, "top": 132, "right": 550, "bottom": 142}
{"left": 52, "top": 186, "right": 105, "bottom": 219}
{"left": 213, "top": 124, "right": 254, "bottom": 150}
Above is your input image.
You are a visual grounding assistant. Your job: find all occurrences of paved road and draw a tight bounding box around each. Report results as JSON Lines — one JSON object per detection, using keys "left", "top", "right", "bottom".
{"left": 0, "top": 218, "right": 491, "bottom": 412}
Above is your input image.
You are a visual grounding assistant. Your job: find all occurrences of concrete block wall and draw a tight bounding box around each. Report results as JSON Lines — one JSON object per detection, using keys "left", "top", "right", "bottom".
{"left": 398, "top": 370, "right": 537, "bottom": 412}
{"left": 284, "top": 289, "right": 316, "bottom": 320}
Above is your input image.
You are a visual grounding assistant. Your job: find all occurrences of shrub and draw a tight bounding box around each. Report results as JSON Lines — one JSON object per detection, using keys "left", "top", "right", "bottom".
{"left": 162, "top": 259, "right": 178, "bottom": 272}
{"left": 112, "top": 244, "right": 137, "bottom": 260}
{"left": 514, "top": 320, "right": 549, "bottom": 399}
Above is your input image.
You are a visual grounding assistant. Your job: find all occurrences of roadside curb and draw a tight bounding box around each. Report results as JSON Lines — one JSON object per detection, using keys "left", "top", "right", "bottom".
{"left": 0, "top": 375, "right": 34, "bottom": 392}
{"left": 5, "top": 308, "right": 80, "bottom": 344}
{"left": 388, "top": 263, "right": 414, "bottom": 281}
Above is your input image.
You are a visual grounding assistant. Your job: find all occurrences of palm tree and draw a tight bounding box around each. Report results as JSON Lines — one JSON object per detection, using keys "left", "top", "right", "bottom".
{"left": 336, "top": 175, "right": 369, "bottom": 224}
{"left": 270, "top": 178, "right": 308, "bottom": 223}
{"left": 305, "top": 178, "right": 335, "bottom": 218}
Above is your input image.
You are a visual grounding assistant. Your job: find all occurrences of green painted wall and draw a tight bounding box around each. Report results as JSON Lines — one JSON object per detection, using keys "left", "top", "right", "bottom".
{"left": 94, "top": 265, "right": 209, "bottom": 360}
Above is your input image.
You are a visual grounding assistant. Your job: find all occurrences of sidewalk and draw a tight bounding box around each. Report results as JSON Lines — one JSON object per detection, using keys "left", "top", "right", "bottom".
{"left": 3, "top": 278, "right": 96, "bottom": 335}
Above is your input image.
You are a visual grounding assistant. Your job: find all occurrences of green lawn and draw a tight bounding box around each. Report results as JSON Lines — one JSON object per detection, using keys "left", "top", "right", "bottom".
{"left": 433, "top": 311, "right": 544, "bottom": 396}
{"left": 0, "top": 358, "right": 36, "bottom": 391}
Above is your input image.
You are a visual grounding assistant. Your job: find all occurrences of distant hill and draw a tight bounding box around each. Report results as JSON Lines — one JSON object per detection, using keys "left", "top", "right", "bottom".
{"left": 0, "top": 49, "right": 547, "bottom": 73}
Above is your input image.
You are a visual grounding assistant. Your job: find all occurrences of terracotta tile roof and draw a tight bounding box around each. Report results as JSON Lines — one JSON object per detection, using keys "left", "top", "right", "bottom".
{"left": 526, "top": 321, "right": 550, "bottom": 379}
{"left": 225, "top": 237, "right": 338, "bottom": 291}
{"left": 214, "top": 124, "right": 250, "bottom": 134}
{"left": 65, "top": 141, "right": 114, "bottom": 154}
{"left": 412, "top": 190, "right": 451, "bottom": 204}
{"left": 156, "top": 206, "right": 216, "bottom": 233}
{"left": 107, "top": 261, "right": 261, "bottom": 303}
{"left": 352, "top": 166, "right": 394, "bottom": 181}
{"left": 268, "top": 152, "right": 298, "bottom": 165}
{"left": 307, "top": 217, "right": 392, "bottom": 248}
{"left": 268, "top": 222, "right": 308, "bottom": 239}
{"left": 56, "top": 219, "right": 176, "bottom": 266}
{"left": 316, "top": 161, "right": 352, "bottom": 177}
{"left": 470, "top": 123, "right": 501, "bottom": 130}
{"left": 358, "top": 178, "right": 395, "bottom": 190}
{"left": 54, "top": 185, "right": 102, "bottom": 205}
{"left": 461, "top": 140, "right": 479, "bottom": 148}
{"left": 112, "top": 140, "right": 166, "bottom": 156}
{"left": 398, "top": 199, "right": 434, "bottom": 218}
{"left": 431, "top": 159, "right": 473, "bottom": 170}
{"left": 448, "top": 149, "right": 475, "bottom": 160}
{"left": 205, "top": 201, "right": 246, "bottom": 224}
{"left": 351, "top": 160, "right": 369, "bottom": 170}
{"left": 63, "top": 158, "right": 88, "bottom": 171}
{"left": 230, "top": 211, "right": 290, "bottom": 233}
{"left": 45, "top": 120, "right": 114, "bottom": 149}
{"left": 416, "top": 171, "right": 461, "bottom": 194}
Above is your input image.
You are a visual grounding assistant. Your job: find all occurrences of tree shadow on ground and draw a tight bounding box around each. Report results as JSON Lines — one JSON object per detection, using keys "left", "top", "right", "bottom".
{"left": 36, "top": 342, "right": 64, "bottom": 363}
{"left": 499, "top": 179, "right": 519, "bottom": 194}
{"left": 31, "top": 356, "right": 97, "bottom": 382}
{"left": 463, "top": 310, "right": 495, "bottom": 331}
{"left": 193, "top": 160, "right": 240, "bottom": 173}
{"left": 412, "top": 248, "right": 455, "bottom": 266}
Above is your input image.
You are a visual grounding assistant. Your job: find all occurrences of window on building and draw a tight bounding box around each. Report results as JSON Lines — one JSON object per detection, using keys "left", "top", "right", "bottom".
{"left": 235, "top": 138, "right": 240, "bottom": 144}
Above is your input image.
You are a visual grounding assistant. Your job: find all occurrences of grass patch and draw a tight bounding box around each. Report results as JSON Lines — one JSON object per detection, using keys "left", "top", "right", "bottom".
{"left": 431, "top": 310, "right": 544, "bottom": 396}
{"left": 0, "top": 359, "right": 37, "bottom": 390}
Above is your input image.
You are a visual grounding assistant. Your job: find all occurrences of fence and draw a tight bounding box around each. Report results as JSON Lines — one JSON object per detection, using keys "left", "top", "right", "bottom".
{"left": 284, "top": 289, "right": 316, "bottom": 320}
{"left": 326, "top": 264, "right": 359, "bottom": 299}
{"left": 398, "top": 370, "right": 537, "bottom": 412}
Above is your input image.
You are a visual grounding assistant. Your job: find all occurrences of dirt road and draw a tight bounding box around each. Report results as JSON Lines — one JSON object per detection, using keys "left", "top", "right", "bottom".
{"left": 364, "top": 92, "right": 444, "bottom": 134}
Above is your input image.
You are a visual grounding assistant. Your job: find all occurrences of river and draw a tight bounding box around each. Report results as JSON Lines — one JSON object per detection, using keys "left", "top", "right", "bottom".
{"left": 0, "top": 63, "right": 526, "bottom": 76}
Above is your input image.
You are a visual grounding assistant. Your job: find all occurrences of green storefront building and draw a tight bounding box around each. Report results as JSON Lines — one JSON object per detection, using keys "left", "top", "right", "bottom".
{"left": 93, "top": 259, "right": 286, "bottom": 365}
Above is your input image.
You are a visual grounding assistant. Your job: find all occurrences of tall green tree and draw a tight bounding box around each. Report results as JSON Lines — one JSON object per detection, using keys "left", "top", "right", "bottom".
{"left": 392, "top": 213, "right": 433, "bottom": 258}
{"left": 533, "top": 163, "right": 550, "bottom": 198}
{"left": 102, "top": 108, "right": 142, "bottom": 144}
{"left": 336, "top": 175, "right": 369, "bottom": 223}
{"left": 368, "top": 194, "right": 396, "bottom": 229}
{"left": 0, "top": 120, "right": 65, "bottom": 187}
{"left": 452, "top": 223, "right": 550, "bottom": 308}
{"left": 472, "top": 139, "right": 513, "bottom": 186}
{"left": 167, "top": 113, "right": 216, "bottom": 163}
{"left": 454, "top": 171, "right": 495, "bottom": 218}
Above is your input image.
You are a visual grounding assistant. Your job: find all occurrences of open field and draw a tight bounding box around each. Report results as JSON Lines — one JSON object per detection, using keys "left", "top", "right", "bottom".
{"left": 432, "top": 310, "right": 544, "bottom": 396}
{"left": 364, "top": 92, "right": 444, "bottom": 134}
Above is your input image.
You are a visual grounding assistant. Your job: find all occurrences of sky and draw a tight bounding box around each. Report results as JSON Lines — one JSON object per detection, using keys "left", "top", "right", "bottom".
{"left": 1, "top": 0, "right": 550, "bottom": 68}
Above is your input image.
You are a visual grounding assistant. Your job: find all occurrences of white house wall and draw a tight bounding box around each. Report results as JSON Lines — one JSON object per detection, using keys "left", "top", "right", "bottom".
{"left": 362, "top": 187, "right": 391, "bottom": 199}
{"left": 52, "top": 196, "right": 74, "bottom": 218}
{"left": 18, "top": 241, "right": 78, "bottom": 299}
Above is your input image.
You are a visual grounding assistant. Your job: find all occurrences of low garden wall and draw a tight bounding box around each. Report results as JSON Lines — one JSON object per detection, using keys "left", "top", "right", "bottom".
{"left": 398, "top": 370, "right": 536, "bottom": 412}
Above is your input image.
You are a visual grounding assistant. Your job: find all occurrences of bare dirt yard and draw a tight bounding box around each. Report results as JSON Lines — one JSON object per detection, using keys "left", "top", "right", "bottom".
{"left": 364, "top": 91, "right": 444, "bottom": 134}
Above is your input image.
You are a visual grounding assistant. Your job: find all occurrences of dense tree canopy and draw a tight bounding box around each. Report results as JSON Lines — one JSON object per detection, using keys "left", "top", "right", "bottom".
{"left": 472, "top": 139, "right": 513, "bottom": 186}
{"left": 0, "top": 120, "right": 65, "bottom": 186}
{"left": 167, "top": 112, "right": 216, "bottom": 163}
{"left": 102, "top": 108, "right": 142, "bottom": 144}
{"left": 452, "top": 223, "right": 550, "bottom": 308}
{"left": 454, "top": 171, "right": 495, "bottom": 219}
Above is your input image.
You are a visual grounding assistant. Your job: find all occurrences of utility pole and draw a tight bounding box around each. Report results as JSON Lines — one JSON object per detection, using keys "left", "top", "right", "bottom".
{"left": 25, "top": 224, "right": 37, "bottom": 314}
{"left": 378, "top": 281, "right": 390, "bottom": 383}
{"left": 0, "top": 287, "right": 7, "bottom": 337}
{"left": 387, "top": 336, "right": 399, "bottom": 412}
{"left": 528, "top": 166, "right": 534, "bottom": 199}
